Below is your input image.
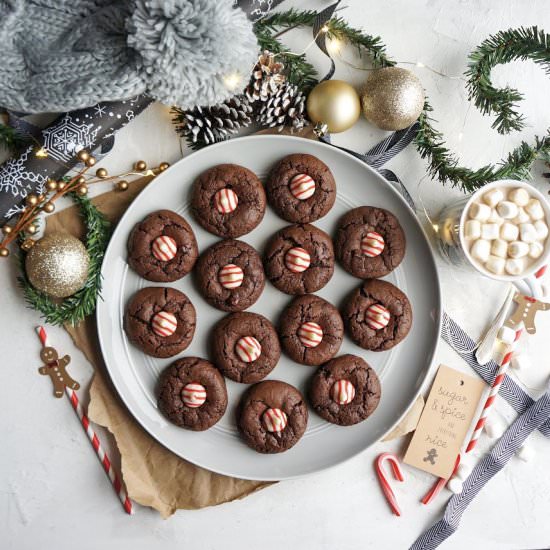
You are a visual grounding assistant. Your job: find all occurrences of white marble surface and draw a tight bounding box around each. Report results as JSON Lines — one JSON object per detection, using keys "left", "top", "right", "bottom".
{"left": 2, "top": 1, "right": 550, "bottom": 548}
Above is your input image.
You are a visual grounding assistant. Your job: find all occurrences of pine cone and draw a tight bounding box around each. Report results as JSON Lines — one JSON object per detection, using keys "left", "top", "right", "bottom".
{"left": 257, "top": 83, "right": 307, "bottom": 131}
{"left": 172, "top": 96, "right": 253, "bottom": 149}
{"left": 246, "top": 50, "right": 286, "bottom": 104}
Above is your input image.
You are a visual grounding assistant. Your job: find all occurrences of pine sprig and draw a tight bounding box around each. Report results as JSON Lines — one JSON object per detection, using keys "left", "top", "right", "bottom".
{"left": 0, "top": 122, "right": 25, "bottom": 151}
{"left": 17, "top": 193, "right": 111, "bottom": 326}
{"left": 465, "top": 26, "right": 550, "bottom": 134}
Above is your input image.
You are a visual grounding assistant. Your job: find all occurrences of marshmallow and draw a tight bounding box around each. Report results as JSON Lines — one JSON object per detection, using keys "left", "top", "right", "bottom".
{"left": 500, "top": 222, "right": 519, "bottom": 241}
{"left": 481, "top": 223, "right": 500, "bottom": 240}
{"left": 529, "top": 242, "right": 544, "bottom": 259}
{"left": 496, "top": 201, "right": 519, "bottom": 219}
{"left": 534, "top": 220, "right": 549, "bottom": 240}
{"left": 516, "top": 444, "right": 536, "bottom": 462}
{"left": 464, "top": 219, "right": 481, "bottom": 240}
{"left": 498, "top": 325, "right": 517, "bottom": 344}
{"left": 508, "top": 240, "right": 529, "bottom": 259}
{"left": 488, "top": 209, "right": 503, "bottom": 224}
{"left": 525, "top": 198, "right": 545, "bottom": 221}
{"left": 511, "top": 352, "right": 531, "bottom": 372}
{"left": 447, "top": 478, "right": 463, "bottom": 495}
{"left": 456, "top": 462, "right": 472, "bottom": 480}
{"left": 508, "top": 187, "right": 530, "bottom": 207}
{"left": 483, "top": 188, "right": 505, "bottom": 207}
{"left": 470, "top": 239, "right": 491, "bottom": 262}
{"left": 519, "top": 223, "right": 538, "bottom": 243}
{"left": 512, "top": 207, "right": 530, "bottom": 224}
{"left": 485, "top": 255, "right": 505, "bottom": 275}
{"left": 491, "top": 239, "right": 507, "bottom": 258}
{"left": 469, "top": 202, "right": 491, "bottom": 221}
{"left": 505, "top": 258, "right": 524, "bottom": 276}
{"left": 485, "top": 415, "right": 506, "bottom": 439}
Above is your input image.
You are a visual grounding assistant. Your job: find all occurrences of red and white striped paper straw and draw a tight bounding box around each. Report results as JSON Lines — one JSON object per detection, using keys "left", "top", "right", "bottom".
{"left": 36, "top": 326, "right": 133, "bottom": 515}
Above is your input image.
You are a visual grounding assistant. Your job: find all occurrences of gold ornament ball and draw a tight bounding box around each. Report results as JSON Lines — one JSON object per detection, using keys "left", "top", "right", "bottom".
{"left": 96, "top": 167, "right": 108, "bottom": 178}
{"left": 361, "top": 67, "right": 425, "bottom": 131}
{"left": 135, "top": 160, "right": 147, "bottom": 171}
{"left": 0, "top": 247, "right": 9, "bottom": 257}
{"left": 306, "top": 80, "right": 361, "bottom": 133}
{"left": 25, "top": 233, "right": 89, "bottom": 298}
{"left": 77, "top": 150, "right": 90, "bottom": 162}
{"left": 43, "top": 202, "right": 55, "bottom": 213}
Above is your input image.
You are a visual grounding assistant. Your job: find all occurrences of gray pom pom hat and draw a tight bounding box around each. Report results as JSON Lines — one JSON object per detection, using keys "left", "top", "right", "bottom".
{"left": 0, "top": 0, "right": 259, "bottom": 113}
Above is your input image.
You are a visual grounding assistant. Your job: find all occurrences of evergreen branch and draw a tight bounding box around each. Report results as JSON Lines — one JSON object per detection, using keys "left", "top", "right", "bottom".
{"left": 17, "top": 193, "right": 111, "bottom": 327}
{"left": 0, "top": 123, "right": 25, "bottom": 151}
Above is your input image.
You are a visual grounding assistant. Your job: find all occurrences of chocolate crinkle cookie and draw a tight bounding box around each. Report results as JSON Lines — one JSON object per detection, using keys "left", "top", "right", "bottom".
{"left": 127, "top": 209, "right": 198, "bottom": 282}
{"left": 264, "top": 223, "right": 334, "bottom": 295}
{"left": 194, "top": 239, "right": 265, "bottom": 312}
{"left": 309, "top": 354, "right": 381, "bottom": 426}
{"left": 237, "top": 380, "right": 308, "bottom": 453}
{"left": 124, "top": 287, "right": 196, "bottom": 358}
{"left": 191, "top": 164, "right": 266, "bottom": 237}
{"left": 211, "top": 312, "right": 281, "bottom": 383}
{"left": 157, "top": 357, "right": 228, "bottom": 431}
{"left": 343, "top": 279, "right": 412, "bottom": 351}
{"left": 266, "top": 153, "right": 336, "bottom": 223}
{"left": 279, "top": 294, "right": 343, "bottom": 366}
{"left": 335, "top": 206, "right": 406, "bottom": 279}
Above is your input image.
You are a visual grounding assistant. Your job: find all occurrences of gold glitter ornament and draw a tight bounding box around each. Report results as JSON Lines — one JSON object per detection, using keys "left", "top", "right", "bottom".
{"left": 25, "top": 233, "right": 89, "bottom": 298}
{"left": 361, "top": 67, "right": 424, "bottom": 131}
{"left": 306, "top": 80, "right": 361, "bottom": 133}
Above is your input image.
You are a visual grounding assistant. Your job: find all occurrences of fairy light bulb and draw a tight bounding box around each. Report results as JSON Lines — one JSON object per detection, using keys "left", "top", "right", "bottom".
{"left": 223, "top": 72, "right": 242, "bottom": 91}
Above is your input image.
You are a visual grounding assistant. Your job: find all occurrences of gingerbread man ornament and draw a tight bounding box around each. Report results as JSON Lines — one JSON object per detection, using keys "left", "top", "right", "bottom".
{"left": 506, "top": 293, "right": 550, "bottom": 335}
{"left": 38, "top": 346, "right": 80, "bottom": 398}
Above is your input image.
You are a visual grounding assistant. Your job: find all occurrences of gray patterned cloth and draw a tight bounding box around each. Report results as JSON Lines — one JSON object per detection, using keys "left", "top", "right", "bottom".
{"left": 0, "top": 0, "right": 258, "bottom": 113}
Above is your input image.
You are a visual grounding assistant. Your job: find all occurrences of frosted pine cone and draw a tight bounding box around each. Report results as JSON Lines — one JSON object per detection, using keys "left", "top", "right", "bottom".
{"left": 258, "top": 83, "right": 307, "bottom": 131}
{"left": 246, "top": 51, "right": 286, "bottom": 104}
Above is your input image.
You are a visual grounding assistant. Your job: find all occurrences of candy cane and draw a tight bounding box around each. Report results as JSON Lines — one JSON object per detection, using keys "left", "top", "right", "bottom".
{"left": 375, "top": 452, "right": 405, "bottom": 516}
{"left": 36, "top": 326, "right": 133, "bottom": 515}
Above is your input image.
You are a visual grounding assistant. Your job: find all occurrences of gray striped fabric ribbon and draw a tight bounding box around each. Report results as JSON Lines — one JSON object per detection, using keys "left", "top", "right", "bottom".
{"left": 410, "top": 382, "right": 550, "bottom": 550}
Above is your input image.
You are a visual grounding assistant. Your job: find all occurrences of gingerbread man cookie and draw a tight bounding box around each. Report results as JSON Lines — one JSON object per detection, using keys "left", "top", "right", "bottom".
{"left": 38, "top": 347, "right": 80, "bottom": 398}
{"left": 507, "top": 293, "right": 550, "bottom": 334}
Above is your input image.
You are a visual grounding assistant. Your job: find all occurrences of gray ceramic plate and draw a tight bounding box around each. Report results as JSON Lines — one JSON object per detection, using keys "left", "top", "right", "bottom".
{"left": 96, "top": 135, "right": 441, "bottom": 481}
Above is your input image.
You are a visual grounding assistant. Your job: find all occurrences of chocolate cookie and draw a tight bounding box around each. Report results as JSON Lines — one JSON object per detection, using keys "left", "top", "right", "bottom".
{"left": 343, "top": 279, "right": 412, "bottom": 351}
{"left": 191, "top": 164, "right": 266, "bottom": 237}
{"left": 127, "top": 209, "right": 198, "bottom": 282}
{"left": 237, "top": 380, "right": 308, "bottom": 453}
{"left": 335, "top": 206, "right": 406, "bottom": 279}
{"left": 124, "top": 287, "right": 196, "bottom": 358}
{"left": 264, "top": 223, "right": 334, "bottom": 295}
{"left": 266, "top": 153, "right": 336, "bottom": 223}
{"left": 279, "top": 294, "right": 343, "bottom": 366}
{"left": 211, "top": 312, "right": 281, "bottom": 383}
{"left": 195, "top": 239, "right": 265, "bottom": 312}
{"left": 309, "top": 354, "right": 381, "bottom": 426}
{"left": 157, "top": 357, "right": 228, "bottom": 431}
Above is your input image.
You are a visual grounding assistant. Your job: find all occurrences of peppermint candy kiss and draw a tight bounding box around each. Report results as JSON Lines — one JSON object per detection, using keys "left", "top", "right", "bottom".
{"left": 218, "top": 264, "right": 244, "bottom": 289}
{"left": 182, "top": 382, "right": 207, "bottom": 408}
{"left": 235, "top": 336, "right": 262, "bottom": 362}
{"left": 151, "top": 311, "right": 178, "bottom": 337}
{"left": 289, "top": 173, "right": 316, "bottom": 200}
{"left": 152, "top": 235, "right": 177, "bottom": 261}
{"left": 285, "top": 247, "right": 311, "bottom": 273}
{"left": 366, "top": 304, "right": 390, "bottom": 330}
{"left": 262, "top": 408, "right": 288, "bottom": 433}
{"left": 361, "top": 231, "right": 385, "bottom": 257}
{"left": 214, "top": 188, "right": 238, "bottom": 214}
{"left": 297, "top": 322, "right": 323, "bottom": 348}
{"left": 331, "top": 380, "right": 355, "bottom": 405}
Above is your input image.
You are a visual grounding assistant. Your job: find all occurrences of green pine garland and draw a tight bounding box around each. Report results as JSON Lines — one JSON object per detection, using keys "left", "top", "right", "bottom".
{"left": 255, "top": 14, "right": 550, "bottom": 193}
{"left": 0, "top": 122, "right": 25, "bottom": 151}
{"left": 17, "top": 193, "right": 111, "bottom": 327}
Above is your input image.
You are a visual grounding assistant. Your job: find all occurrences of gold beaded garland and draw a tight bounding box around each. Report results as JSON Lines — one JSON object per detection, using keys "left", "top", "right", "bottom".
{"left": 26, "top": 194, "right": 38, "bottom": 206}
{"left": 115, "top": 180, "right": 129, "bottom": 192}
{"left": 96, "top": 167, "right": 108, "bottom": 178}
{"left": 85, "top": 156, "right": 96, "bottom": 167}
{"left": 361, "top": 67, "right": 425, "bottom": 131}
{"left": 25, "top": 233, "right": 89, "bottom": 298}
{"left": 2, "top": 225, "right": 13, "bottom": 235}
{"left": 77, "top": 150, "right": 90, "bottom": 161}
{"left": 0, "top": 247, "right": 9, "bottom": 257}
{"left": 77, "top": 184, "right": 88, "bottom": 196}
{"left": 159, "top": 162, "right": 170, "bottom": 172}
{"left": 21, "top": 238, "right": 35, "bottom": 251}
{"left": 43, "top": 202, "right": 55, "bottom": 213}
{"left": 46, "top": 179, "right": 58, "bottom": 192}
{"left": 135, "top": 160, "right": 147, "bottom": 171}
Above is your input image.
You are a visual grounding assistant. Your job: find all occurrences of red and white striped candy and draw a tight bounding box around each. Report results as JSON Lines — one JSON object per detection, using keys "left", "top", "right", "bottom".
{"left": 235, "top": 336, "right": 262, "bottom": 362}
{"left": 214, "top": 188, "right": 238, "bottom": 214}
{"left": 297, "top": 322, "right": 323, "bottom": 348}
{"left": 366, "top": 304, "right": 390, "bottom": 330}
{"left": 285, "top": 247, "right": 311, "bottom": 273}
{"left": 152, "top": 235, "right": 177, "bottom": 261}
{"left": 330, "top": 379, "right": 356, "bottom": 405}
{"left": 262, "top": 408, "right": 288, "bottom": 433}
{"left": 182, "top": 382, "right": 207, "bottom": 408}
{"left": 218, "top": 263, "right": 244, "bottom": 289}
{"left": 361, "top": 231, "right": 385, "bottom": 257}
{"left": 289, "top": 173, "right": 316, "bottom": 200}
{"left": 151, "top": 311, "right": 178, "bottom": 337}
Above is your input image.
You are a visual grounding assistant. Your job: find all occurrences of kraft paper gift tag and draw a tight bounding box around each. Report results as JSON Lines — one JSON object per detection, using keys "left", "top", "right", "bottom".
{"left": 403, "top": 364, "right": 485, "bottom": 479}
